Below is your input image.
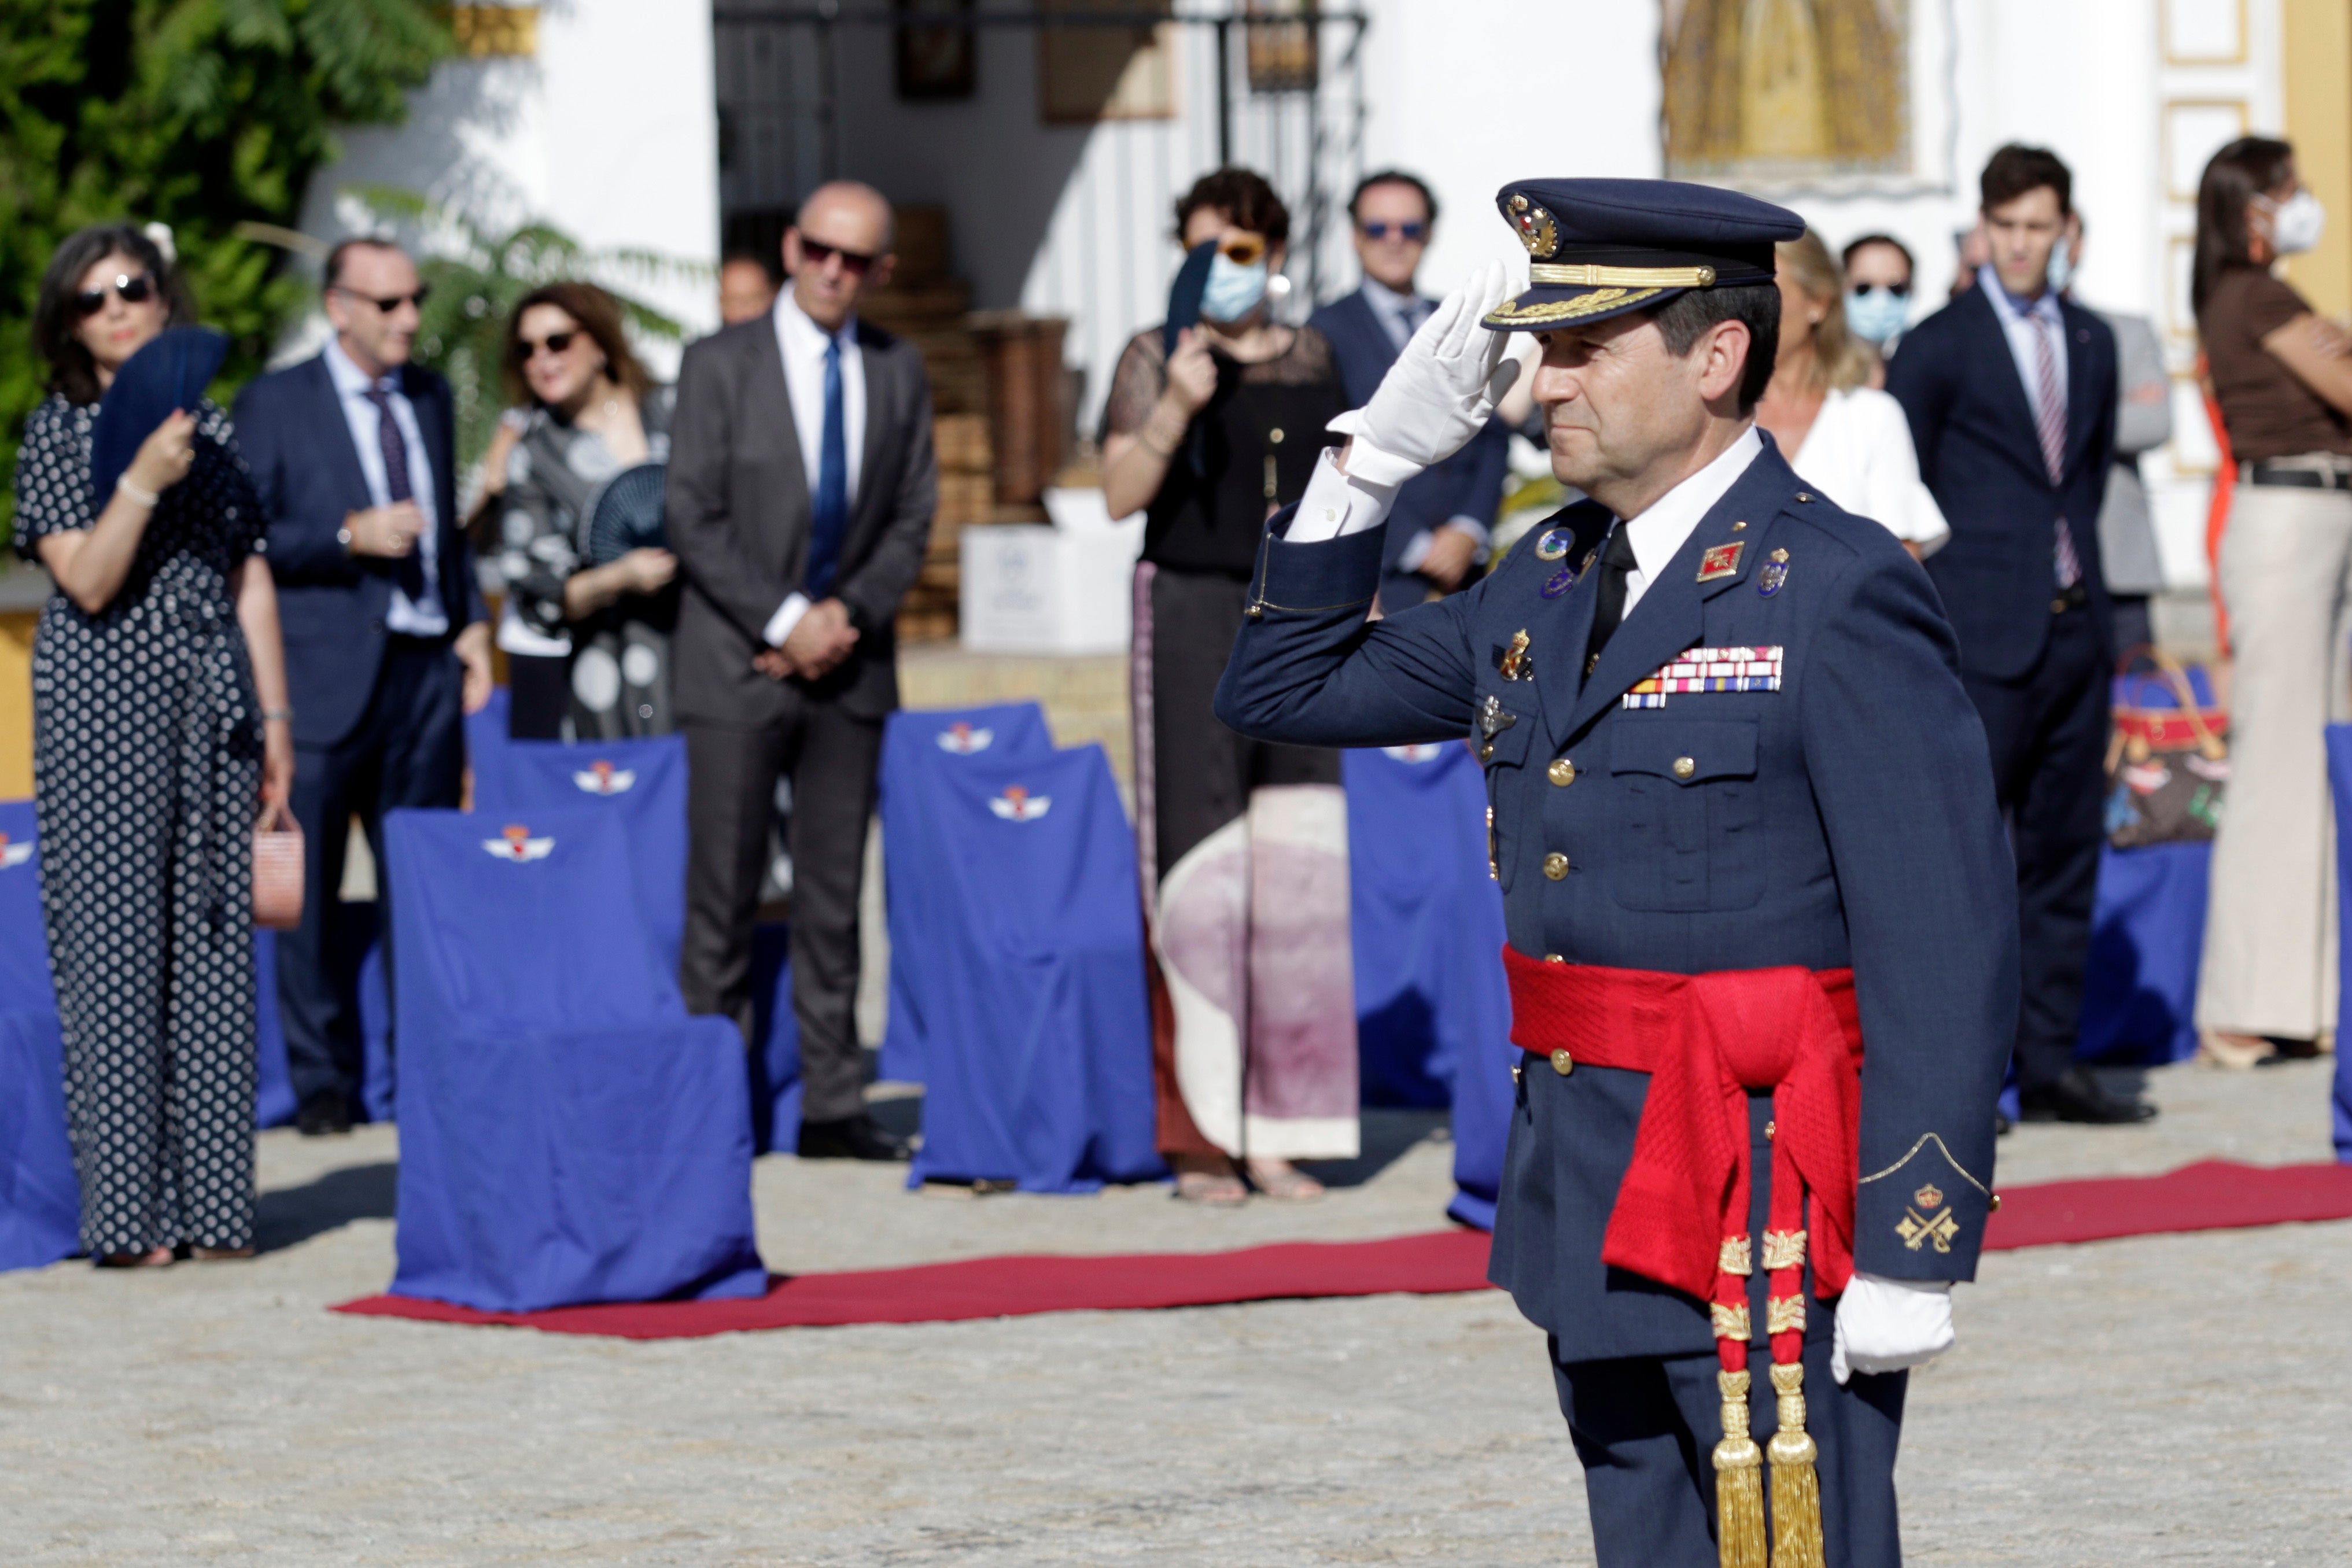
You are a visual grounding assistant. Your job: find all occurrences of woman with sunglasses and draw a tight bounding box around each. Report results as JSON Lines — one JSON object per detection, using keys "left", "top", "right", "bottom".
{"left": 1101, "top": 168, "right": 1358, "bottom": 1205}
{"left": 12, "top": 223, "right": 293, "bottom": 1267}
{"left": 1841, "top": 233, "right": 1915, "bottom": 372}
{"left": 493, "top": 282, "right": 676, "bottom": 740}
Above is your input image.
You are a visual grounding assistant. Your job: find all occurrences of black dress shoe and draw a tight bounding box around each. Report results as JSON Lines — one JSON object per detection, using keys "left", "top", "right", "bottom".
{"left": 296, "top": 1093, "right": 352, "bottom": 1137}
{"left": 2018, "top": 1066, "right": 2157, "bottom": 1125}
{"left": 796, "top": 1113, "right": 911, "bottom": 1161}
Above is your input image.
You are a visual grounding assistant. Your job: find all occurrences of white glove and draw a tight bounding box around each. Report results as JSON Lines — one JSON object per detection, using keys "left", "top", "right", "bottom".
{"left": 1329, "top": 261, "right": 1529, "bottom": 488}
{"left": 1830, "top": 1272, "right": 1955, "bottom": 1384}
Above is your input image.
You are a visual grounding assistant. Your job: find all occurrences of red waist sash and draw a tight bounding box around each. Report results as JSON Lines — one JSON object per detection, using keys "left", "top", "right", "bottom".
{"left": 1503, "top": 949, "right": 1863, "bottom": 1361}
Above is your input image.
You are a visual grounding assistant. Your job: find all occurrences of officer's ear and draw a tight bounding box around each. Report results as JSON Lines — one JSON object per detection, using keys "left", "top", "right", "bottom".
{"left": 1693, "top": 318, "right": 1753, "bottom": 411}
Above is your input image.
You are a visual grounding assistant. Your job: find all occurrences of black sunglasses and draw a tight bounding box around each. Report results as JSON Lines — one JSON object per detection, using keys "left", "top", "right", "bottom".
{"left": 335, "top": 284, "right": 432, "bottom": 313}
{"left": 74, "top": 272, "right": 155, "bottom": 318}
{"left": 798, "top": 237, "right": 876, "bottom": 276}
{"left": 518, "top": 330, "right": 579, "bottom": 360}
{"left": 1850, "top": 281, "right": 1912, "bottom": 298}
{"left": 1360, "top": 221, "right": 1426, "bottom": 242}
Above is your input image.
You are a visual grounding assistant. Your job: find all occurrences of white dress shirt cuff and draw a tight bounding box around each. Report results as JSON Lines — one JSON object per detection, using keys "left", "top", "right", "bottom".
{"left": 1284, "top": 447, "right": 1399, "bottom": 543}
{"left": 763, "top": 592, "right": 813, "bottom": 648}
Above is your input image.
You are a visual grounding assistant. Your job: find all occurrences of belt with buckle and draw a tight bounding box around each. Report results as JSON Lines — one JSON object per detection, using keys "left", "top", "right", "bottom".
{"left": 2245, "top": 460, "right": 2352, "bottom": 490}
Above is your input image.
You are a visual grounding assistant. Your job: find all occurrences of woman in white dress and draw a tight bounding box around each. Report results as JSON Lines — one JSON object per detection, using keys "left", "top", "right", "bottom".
{"left": 1757, "top": 229, "right": 1949, "bottom": 557}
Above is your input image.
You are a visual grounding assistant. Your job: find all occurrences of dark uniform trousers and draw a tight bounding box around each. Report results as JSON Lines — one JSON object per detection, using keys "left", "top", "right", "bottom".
{"left": 1214, "top": 437, "right": 2016, "bottom": 1568}
{"left": 681, "top": 691, "right": 882, "bottom": 1125}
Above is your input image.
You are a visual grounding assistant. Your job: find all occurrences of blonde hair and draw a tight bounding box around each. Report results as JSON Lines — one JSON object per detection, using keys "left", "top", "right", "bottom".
{"left": 1776, "top": 230, "right": 1875, "bottom": 394}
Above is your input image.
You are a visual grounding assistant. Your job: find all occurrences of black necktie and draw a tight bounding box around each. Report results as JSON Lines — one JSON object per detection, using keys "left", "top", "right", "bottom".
{"left": 365, "top": 384, "right": 430, "bottom": 604}
{"left": 1586, "top": 525, "right": 1640, "bottom": 662}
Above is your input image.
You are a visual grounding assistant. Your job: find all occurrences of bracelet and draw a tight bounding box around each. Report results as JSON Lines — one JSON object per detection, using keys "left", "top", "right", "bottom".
{"left": 116, "top": 477, "right": 160, "bottom": 509}
{"left": 261, "top": 709, "right": 294, "bottom": 724}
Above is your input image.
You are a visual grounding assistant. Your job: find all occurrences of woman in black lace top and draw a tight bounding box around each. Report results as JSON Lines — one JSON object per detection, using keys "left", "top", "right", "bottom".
{"left": 1100, "top": 169, "right": 1359, "bottom": 1205}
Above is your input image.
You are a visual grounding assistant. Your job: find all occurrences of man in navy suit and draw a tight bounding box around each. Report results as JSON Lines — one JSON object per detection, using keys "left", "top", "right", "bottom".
{"left": 1887, "top": 146, "right": 2151, "bottom": 1126}
{"left": 1310, "top": 171, "right": 1510, "bottom": 613}
{"left": 234, "top": 238, "right": 492, "bottom": 1135}
{"left": 1219, "top": 180, "right": 2016, "bottom": 1567}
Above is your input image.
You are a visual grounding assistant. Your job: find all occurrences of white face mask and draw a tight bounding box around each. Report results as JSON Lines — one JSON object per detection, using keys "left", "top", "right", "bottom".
{"left": 2259, "top": 190, "right": 2327, "bottom": 257}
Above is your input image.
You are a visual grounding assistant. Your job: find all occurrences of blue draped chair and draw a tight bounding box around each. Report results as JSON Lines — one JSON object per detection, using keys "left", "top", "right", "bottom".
{"left": 896, "top": 741, "right": 1163, "bottom": 1193}
{"left": 381, "top": 805, "right": 765, "bottom": 1311}
{"left": 1341, "top": 745, "right": 1517, "bottom": 1228}
{"left": 0, "top": 800, "right": 82, "bottom": 1271}
{"left": 876, "top": 702, "right": 1056, "bottom": 1084}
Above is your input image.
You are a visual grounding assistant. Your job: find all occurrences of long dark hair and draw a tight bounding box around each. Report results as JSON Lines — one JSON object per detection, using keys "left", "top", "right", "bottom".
{"left": 33, "top": 223, "right": 195, "bottom": 405}
{"left": 501, "top": 281, "right": 651, "bottom": 406}
{"left": 2193, "top": 136, "right": 2296, "bottom": 318}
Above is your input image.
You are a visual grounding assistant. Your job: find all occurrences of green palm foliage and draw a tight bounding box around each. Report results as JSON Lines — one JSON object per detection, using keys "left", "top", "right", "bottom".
{"left": 0, "top": 0, "right": 451, "bottom": 508}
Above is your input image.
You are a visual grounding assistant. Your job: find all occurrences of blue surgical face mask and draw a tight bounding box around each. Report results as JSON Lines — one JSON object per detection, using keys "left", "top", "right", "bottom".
{"left": 1200, "top": 252, "right": 1269, "bottom": 323}
{"left": 2045, "top": 238, "right": 2077, "bottom": 296}
{"left": 1844, "top": 287, "right": 1909, "bottom": 345}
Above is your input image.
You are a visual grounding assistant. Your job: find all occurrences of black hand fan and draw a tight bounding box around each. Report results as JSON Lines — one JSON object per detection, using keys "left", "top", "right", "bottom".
{"left": 580, "top": 462, "right": 668, "bottom": 566}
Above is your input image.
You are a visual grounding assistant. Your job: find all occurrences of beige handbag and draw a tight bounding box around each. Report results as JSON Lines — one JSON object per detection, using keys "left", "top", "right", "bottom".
{"left": 252, "top": 803, "right": 304, "bottom": 931}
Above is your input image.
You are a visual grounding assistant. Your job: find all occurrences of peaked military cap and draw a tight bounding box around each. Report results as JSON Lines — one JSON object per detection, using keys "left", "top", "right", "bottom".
{"left": 1483, "top": 178, "right": 1805, "bottom": 331}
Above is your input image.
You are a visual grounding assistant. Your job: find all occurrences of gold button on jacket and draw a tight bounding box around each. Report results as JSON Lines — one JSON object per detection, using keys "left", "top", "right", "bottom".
{"left": 1549, "top": 1048, "right": 1574, "bottom": 1076}
{"left": 1547, "top": 758, "right": 1576, "bottom": 787}
{"left": 1543, "top": 852, "right": 1569, "bottom": 880}
{"left": 1672, "top": 755, "right": 1697, "bottom": 780}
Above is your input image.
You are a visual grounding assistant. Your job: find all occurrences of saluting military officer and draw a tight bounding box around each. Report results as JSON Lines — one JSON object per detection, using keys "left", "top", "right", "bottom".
{"left": 1216, "top": 182, "right": 2018, "bottom": 1568}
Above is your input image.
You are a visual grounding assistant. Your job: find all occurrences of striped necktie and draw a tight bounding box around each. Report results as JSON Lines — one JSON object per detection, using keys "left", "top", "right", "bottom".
{"left": 2031, "top": 315, "right": 2084, "bottom": 589}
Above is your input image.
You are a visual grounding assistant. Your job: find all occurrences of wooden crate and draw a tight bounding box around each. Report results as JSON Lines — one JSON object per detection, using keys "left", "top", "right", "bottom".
{"left": 934, "top": 412, "right": 993, "bottom": 473}
{"left": 968, "top": 312, "right": 1071, "bottom": 504}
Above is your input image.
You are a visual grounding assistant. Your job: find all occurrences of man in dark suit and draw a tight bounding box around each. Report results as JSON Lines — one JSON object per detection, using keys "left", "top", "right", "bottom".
{"left": 1888, "top": 145, "right": 2152, "bottom": 1126}
{"left": 1310, "top": 171, "right": 1511, "bottom": 613}
{"left": 1216, "top": 179, "right": 2016, "bottom": 1567}
{"left": 235, "top": 238, "right": 493, "bottom": 1135}
{"left": 668, "top": 180, "right": 937, "bottom": 1161}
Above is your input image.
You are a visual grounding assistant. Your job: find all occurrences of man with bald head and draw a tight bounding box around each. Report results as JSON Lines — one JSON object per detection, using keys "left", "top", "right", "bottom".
{"left": 669, "top": 179, "right": 939, "bottom": 1160}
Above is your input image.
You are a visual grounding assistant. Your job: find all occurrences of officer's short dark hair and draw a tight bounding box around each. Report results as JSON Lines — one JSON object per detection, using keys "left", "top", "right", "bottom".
{"left": 1174, "top": 167, "right": 1291, "bottom": 248}
{"left": 1980, "top": 143, "right": 2073, "bottom": 216}
{"left": 325, "top": 235, "right": 407, "bottom": 291}
{"left": 1348, "top": 170, "right": 1437, "bottom": 226}
{"left": 1650, "top": 283, "right": 1779, "bottom": 415}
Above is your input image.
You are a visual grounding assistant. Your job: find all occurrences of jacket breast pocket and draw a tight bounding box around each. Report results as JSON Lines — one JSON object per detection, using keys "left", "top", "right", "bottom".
{"left": 1476, "top": 691, "right": 1535, "bottom": 894}
{"left": 1607, "top": 718, "right": 1764, "bottom": 912}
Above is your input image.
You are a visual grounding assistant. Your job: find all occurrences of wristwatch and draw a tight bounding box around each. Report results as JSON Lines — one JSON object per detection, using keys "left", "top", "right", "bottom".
{"left": 336, "top": 522, "right": 355, "bottom": 552}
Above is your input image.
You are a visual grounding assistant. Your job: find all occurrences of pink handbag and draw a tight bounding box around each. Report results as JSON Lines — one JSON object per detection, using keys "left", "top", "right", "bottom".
{"left": 252, "top": 803, "right": 304, "bottom": 931}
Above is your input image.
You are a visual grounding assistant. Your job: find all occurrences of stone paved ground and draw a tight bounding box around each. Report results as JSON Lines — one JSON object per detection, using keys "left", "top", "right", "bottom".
{"left": 3, "top": 1061, "right": 2348, "bottom": 1566}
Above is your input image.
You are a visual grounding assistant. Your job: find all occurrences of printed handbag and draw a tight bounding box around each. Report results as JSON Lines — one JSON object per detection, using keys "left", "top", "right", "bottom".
{"left": 252, "top": 803, "right": 305, "bottom": 931}
{"left": 2104, "top": 648, "right": 2229, "bottom": 848}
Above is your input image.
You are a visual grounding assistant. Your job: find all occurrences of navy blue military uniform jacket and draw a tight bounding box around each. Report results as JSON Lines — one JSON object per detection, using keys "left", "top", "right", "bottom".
{"left": 1216, "top": 437, "right": 2018, "bottom": 1362}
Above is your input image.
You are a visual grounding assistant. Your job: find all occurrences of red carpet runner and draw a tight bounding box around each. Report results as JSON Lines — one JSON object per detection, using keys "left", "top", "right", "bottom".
{"left": 332, "top": 1158, "right": 2352, "bottom": 1341}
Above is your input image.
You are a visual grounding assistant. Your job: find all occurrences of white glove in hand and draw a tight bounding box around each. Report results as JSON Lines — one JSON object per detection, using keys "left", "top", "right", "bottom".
{"left": 1329, "top": 261, "right": 1526, "bottom": 488}
{"left": 1830, "top": 1272, "right": 1954, "bottom": 1385}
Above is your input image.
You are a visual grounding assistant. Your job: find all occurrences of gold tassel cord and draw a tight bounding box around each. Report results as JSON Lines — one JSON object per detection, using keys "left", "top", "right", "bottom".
{"left": 1712, "top": 1369, "right": 1768, "bottom": 1568}
{"left": 1765, "top": 1361, "right": 1827, "bottom": 1568}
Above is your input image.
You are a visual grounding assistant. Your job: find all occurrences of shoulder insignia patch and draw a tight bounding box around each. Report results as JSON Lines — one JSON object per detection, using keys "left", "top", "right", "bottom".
{"left": 1534, "top": 528, "right": 1569, "bottom": 561}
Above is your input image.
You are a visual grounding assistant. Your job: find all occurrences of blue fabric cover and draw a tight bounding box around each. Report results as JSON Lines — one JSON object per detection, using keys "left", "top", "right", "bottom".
{"left": 2080, "top": 843, "right": 2209, "bottom": 1067}
{"left": 748, "top": 922, "right": 802, "bottom": 1154}
{"left": 467, "top": 732, "right": 690, "bottom": 968}
{"left": 253, "top": 932, "right": 297, "bottom": 1128}
{"left": 466, "top": 685, "right": 514, "bottom": 798}
{"left": 876, "top": 703, "right": 1056, "bottom": 1083}
{"left": 0, "top": 800, "right": 79, "bottom": 1271}
{"left": 382, "top": 806, "right": 764, "bottom": 1311}
{"left": 1340, "top": 746, "right": 1518, "bottom": 1227}
{"left": 2330, "top": 726, "right": 2352, "bottom": 1160}
{"left": 897, "top": 743, "right": 1163, "bottom": 1193}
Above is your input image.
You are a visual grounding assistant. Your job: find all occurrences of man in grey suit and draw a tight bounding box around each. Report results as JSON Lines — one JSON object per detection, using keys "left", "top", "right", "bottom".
{"left": 2062, "top": 217, "right": 2174, "bottom": 654}
{"left": 668, "top": 180, "right": 938, "bottom": 1160}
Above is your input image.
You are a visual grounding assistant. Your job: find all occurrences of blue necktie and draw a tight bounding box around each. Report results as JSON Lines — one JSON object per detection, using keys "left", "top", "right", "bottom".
{"left": 806, "top": 337, "right": 849, "bottom": 599}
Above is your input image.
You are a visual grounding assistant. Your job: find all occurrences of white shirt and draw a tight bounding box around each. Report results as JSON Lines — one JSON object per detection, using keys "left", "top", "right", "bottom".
{"left": 763, "top": 289, "right": 867, "bottom": 647}
{"left": 1289, "top": 425, "right": 1761, "bottom": 621}
{"left": 1975, "top": 263, "right": 2068, "bottom": 435}
{"left": 323, "top": 335, "right": 445, "bottom": 636}
{"left": 1789, "top": 388, "right": 1950, "bottom": 554}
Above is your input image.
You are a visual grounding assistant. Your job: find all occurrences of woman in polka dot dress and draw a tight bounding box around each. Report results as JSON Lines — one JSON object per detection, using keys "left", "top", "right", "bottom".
{"left": 12, "top": 224, "right": 294, "bottom": 1267}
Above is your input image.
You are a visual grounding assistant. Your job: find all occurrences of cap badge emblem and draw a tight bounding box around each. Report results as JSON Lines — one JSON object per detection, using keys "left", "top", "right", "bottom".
{"left": 1535, "top": 528, "right": 1569, "bottom": 562}
{"left": 937, "top": 722, "right": 994, "bottom": 754}
{"left": 1695, "top": 542, "right": 1744, "bottom": 582}
{"left": 1505, "top": 194, "right": 1560, "bottom": 260}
